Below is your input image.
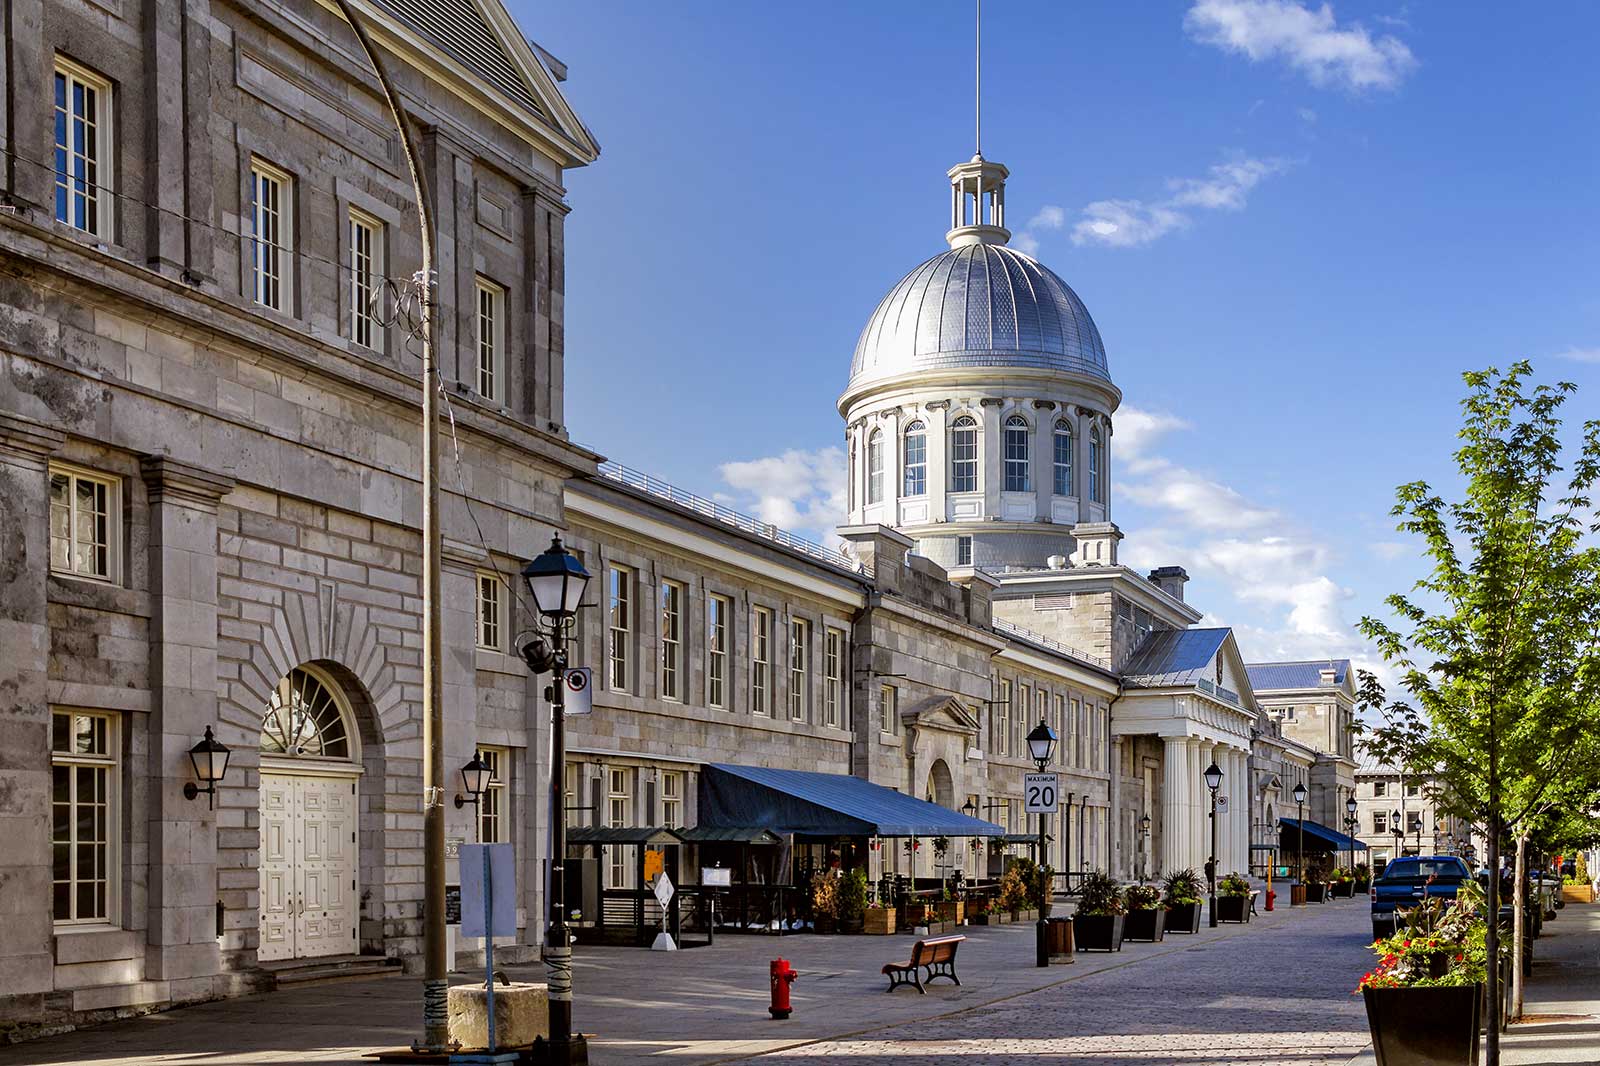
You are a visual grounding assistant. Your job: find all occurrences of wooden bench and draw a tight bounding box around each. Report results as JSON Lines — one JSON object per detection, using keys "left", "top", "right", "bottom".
{"left": 881, "top": 934, "right": 965, "bottom": 993}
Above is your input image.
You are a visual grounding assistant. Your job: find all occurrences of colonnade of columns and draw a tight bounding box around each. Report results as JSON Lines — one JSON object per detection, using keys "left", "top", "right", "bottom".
{"left": 1157, "top": 734, "right": 1252, "bottom": 880}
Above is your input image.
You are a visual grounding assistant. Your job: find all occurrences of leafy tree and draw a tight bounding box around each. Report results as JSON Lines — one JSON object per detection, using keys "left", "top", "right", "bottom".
{"left": 1357, "top": 362, "right": 1600, "bottom": 1061}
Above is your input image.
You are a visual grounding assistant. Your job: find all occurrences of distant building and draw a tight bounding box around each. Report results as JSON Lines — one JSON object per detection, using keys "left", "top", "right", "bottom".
{"left": 1353, "top": 757, "right": 1476, "bottom": 869}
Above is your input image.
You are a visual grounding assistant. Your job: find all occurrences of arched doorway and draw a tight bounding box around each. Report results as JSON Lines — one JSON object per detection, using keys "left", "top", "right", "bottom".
{"left": 258, "top": 666, "right": 362, "bottom": 962}
{"left": 925, "top": 759, "right": 954, "bottom": 809}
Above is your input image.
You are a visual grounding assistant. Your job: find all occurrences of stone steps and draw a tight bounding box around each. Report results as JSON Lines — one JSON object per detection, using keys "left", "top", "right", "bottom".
{"left": 263, "top": 954, "right": 404, "bottom": 988}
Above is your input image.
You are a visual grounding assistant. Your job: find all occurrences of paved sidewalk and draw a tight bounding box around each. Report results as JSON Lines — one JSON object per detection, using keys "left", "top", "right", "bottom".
{"left": 1501, "top": 898, "right": 1600, "bottom": 1064}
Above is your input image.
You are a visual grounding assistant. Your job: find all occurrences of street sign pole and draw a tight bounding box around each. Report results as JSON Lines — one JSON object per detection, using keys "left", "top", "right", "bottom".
{"left": 1024, "top": 771, "right": 1060, "bottom": 969}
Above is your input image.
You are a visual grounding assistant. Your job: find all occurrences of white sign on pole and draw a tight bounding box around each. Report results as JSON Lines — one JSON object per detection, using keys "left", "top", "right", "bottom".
{"left": 562, "top": 667, "right": 593, "bottom": 716}
{"left": 651, "top": 873, "right": 677, "bottom": 952}
{"left": 458, "top": 842, "right": 516, "bottom": 939}
{"left": 701, "top": 867, "right": 732, "bottom": 887}
{"left": 1216, "top": 795, "right": 1230, "bottom": 814}
{"left": 1024, "top": 772, "right": 1060, "bottom": 814}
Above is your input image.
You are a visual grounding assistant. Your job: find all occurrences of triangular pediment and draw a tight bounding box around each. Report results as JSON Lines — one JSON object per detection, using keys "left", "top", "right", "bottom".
{"left": 902, "top": 695, "right": 981, "bottom": 737}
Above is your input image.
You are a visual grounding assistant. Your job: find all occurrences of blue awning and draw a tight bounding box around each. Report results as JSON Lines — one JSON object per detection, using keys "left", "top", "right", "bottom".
{"left": 1279, "top": 817, "right": 1367, "bottom": 851}
{"left": 697, "top": 763, "right": 1006, "bottom": 839}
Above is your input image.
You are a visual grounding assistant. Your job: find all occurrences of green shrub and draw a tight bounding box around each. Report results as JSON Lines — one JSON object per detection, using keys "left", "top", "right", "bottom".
{"left": 1124, "top": 883, "right": 1162, "bottom": 911}
{"left": 1076, "top": 870, "right": 1125, "bottom": 916}
{"left": 837, "top": 869, "right": 867, "bottom": 922}
{"left": 1220, "top": 871, "right": 1251, "bottom": 898}
{"left": 1162, "top": 868, "right": 1203, "bottom": 907}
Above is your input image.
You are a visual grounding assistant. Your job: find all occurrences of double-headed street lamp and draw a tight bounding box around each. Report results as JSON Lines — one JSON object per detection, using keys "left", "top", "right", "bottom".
{"left": 520, "top": 535, "right": 591, "bottom": 1065}
{"left": 1026, "top": 719, "right": 1058, "bottom": 969}
{"left": 1203, "top": 760, "right": 1223, "bottom": 928}
{"left": 1292, "top": 781, "right": 1308, "bottom": 893}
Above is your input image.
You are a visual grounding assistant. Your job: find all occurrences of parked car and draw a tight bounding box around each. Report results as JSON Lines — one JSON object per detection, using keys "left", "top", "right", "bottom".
{"left": 1370, "top": 855, "right": 1473, "bottom": 940}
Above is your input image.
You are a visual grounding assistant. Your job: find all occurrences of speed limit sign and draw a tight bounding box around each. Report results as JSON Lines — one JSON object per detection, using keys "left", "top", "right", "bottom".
{"left": 1024, "top": 772, "right": 1060, "bottom": 814}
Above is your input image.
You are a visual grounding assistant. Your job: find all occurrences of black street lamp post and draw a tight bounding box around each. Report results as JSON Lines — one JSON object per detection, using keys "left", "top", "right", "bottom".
{"left": 520, "top": 535, "right": 591, "bottom": 1065}
{"left": 1026, "top": 719, "right": 1058, "bottom": 969}
{"left": 1139, "top": 812, "right": 1152, "bottom": 882}
{"left": 1292, "top": 781, "right": 1308, "bottom": 898}
{"left": 1345, "top": 795, "right": 1358, "bottom": 875}
{"left": 1203, "top": 761, "right": 1223, "bottom": 928}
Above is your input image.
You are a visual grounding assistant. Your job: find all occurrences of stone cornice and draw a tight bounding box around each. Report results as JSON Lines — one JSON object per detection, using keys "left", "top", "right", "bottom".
{"left": 0, "top": 412, "right": 67, "bottom": 462}
{"left": 140, "top": 456, "right": 237, "bottom": 510}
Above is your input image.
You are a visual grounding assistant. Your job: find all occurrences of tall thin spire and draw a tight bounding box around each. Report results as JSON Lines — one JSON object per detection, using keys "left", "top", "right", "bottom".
{"left": 974, "top": 0, "right": 982, "bottom": 158}
{"left": 946, "top": 0, "right": 1009, "bottom": 248}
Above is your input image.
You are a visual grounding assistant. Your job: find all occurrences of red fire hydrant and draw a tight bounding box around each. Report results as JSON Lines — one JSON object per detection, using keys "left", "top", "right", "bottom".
{"left": 1265, "top": 889, "right": 1276, "bottom": 912}
{"left": 769, "top": 957, "right": 797, "bottom": 1019}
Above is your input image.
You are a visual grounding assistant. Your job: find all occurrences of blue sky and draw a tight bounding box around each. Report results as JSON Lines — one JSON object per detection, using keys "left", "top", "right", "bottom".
{"left": 513, "top": 0, "right": 1600, "bottom": 677}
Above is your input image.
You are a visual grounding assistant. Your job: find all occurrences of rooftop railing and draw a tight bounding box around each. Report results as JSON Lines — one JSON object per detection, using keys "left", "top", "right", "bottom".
{"left": 992, "top": 618, "right": 1111, "bottom": 670}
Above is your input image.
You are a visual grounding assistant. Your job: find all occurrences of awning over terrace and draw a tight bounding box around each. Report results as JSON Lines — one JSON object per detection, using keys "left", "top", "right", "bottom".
{"left": 1278, "top": 817, "right": 1367, "bottom": 852}
{"left": 698, "top": 763, "right": 1006, "bottom": 839}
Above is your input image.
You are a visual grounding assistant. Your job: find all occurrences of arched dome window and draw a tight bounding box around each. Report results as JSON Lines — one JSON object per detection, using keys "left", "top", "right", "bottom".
{"left": 848, "top": 436, "right": 857, "bottom": 512}
{"left": 260, "top": 667, "right": 353, "bottom": 759}
{"left": 1053, "top": 420, "right": 1074, "bottom": 496}
{"left": 867, "top": 429, "right": 885, "bottom": 504}
{"left": 1089, "top": 426, "right": 1105, "bottom": 503}
{"left": 1003, "top": 415, "right": 1030, "bottom": 492}
{"left": 902, "top": 421, "right": 927, "bottom": 497}
{"left": 950, "top": 416, "right": 978, "bottom": 492}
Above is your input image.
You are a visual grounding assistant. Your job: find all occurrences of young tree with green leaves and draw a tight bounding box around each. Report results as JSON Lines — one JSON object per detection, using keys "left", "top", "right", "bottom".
{"left": 1356, "top": 362, "right": 1600, "bottom": 1062}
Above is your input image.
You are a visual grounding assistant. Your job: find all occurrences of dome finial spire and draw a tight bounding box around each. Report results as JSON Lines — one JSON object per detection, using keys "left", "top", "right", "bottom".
{"left": 975, "top": 0, "right": 982, "bottom": 158}
{"left": 946, "top": 0, "right": 1009, "bottom": 248}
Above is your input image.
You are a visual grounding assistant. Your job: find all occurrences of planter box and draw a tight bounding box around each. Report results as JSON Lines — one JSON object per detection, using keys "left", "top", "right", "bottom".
{"left": 969, "top": 912, "right": 993, "bottom": 925}
{"left": 1215, "top": 895, "right": 1251, "bottom": 924}
{"left": 1306, "top": 883, "right": 1329, "bottom": 903}
{"left": 1165, "top": 902, "right": 1202, "bottom": 934}
{"left": 1010, "top": 909, "right": 1039, "bottom": 924}
{"left": 1045, "top": 916, "right": 1074, "bottom": 962}
{"left": 903, "top": 905, "right": 935, "bottom": 927}
{"left": 1561, "top": 884, "right": 1594, "bottom": 903}
{"left": 1123, "top": 908, "right": 1166, "bottom": 942}
{"left": 1072, "top": 913, "right": 1125, "bottom": 952}
{"left": 1290, "top": 884, "right": 1308, "bottom": 907}
{"left": 1331, "top": 881, "right": 1355, "bottom": 898}
{"left": 862, "top": 909, "right": 896, "bottom": 935}
{"left": 935, "top": 901, "right": 965, "bottom": 925}
{"left": 1363, "top": 984, "right": 1482, "bottom": 1066}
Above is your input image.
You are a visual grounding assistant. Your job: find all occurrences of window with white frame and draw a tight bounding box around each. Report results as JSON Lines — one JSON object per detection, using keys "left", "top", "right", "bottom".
{"left": 707, "top": 594, "right": 729, "bottom": 709}
{"left": 250, "top": 160, "right": 293, "bottom": 312}
{"left": 53, "top": 58, "right": 113, "bottom": 237}
{"left": 1373, "top": 810, "right": 1388, "bottom": 834}
{"left": 996, "top": 680, "right": 1011, "bottom": 755}
{"left": 1018, "top": 684, "right": 1032, "bottom": 742}
{"left": 957, "top": 535, "right": 973, "bottom": 567}
{"left": 475, "top": 278, "right": 504, "bottom": 402}
{"left": 1073, "top": 699, "right": 1084, "bottom": 766}
{"left": 847, "top": 438, "right": 856, "bottom": 512}
{"left": 866, "top": 429, "right": 885, "bottom": 504}
{"left": 475, "top": 571, "right": 505, "bottom": 652}
{"left": 660, "top": 580, "right": 683, "bottom": 702}
{"left": 823, "top": 628, "right": 844, "bottom": 728}
{"left": 902, "top": 422, "right": 927, "bottom": 497}
{"left": 1089, "top": 426, "right": 1104, "bottom": 503}
{"left": 752, "top": 606, "right": 772, "bottom": 715}
{"left": 607, "top": 768, "right": 631, "bottom": 887}
{"left": 52, "top": 709, "right": 117, "bottom": 924}
{"left": 1373, "top": 781, "right": 1387, "bottom": 798}
{"left": 880, "top": 683, "right": 898, "bottom": 736}
{"left": 49, "top": 464, "right": 118, "bottom": 582}
{"left": 1003, "top": 416, "right": 1030, "bottom": 491}
{"left": 476, "top": 746, "right": 508, "bottom": 844}
{"left": 950, "top": 416, "right": 978, "bottom": 492}
{"left": 564, "top": 762, "right": 583, "bottom": 827}
{"left": 789, "top": 618, "right": 809, "bottom": 721}
{"left": 1053, "top": 421, "right": 1073, "bottom": 496}
{"left": 349, "top": 209, "right": 384, "bottom": 350}
{"left": 1405, "top": 782, "right": 1420, "bottom": 798}
{"left": 607, "top": 565, "right": 632, "bottom": 691}
{"left": 1054, "top": 694, "right": 1066, "bottom": 766}
{"left": 661, "top": 771, "right": 684, "bottom": 827}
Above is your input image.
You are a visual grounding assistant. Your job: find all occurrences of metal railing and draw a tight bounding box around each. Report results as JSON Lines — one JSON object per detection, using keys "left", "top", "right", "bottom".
{"left": 1197, "top": 678, "right": 1241, "bottom": 706}
{"left": 992, "top": 618, "right": 1112, "bottom": 670}
{"left": 594, "top": 461, "right": 871, "bottom": 577}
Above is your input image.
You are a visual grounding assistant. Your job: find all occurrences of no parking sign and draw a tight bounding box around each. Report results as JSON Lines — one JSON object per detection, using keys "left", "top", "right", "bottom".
{"left": 562, "top": 666, "right": 593, "bottom": 716}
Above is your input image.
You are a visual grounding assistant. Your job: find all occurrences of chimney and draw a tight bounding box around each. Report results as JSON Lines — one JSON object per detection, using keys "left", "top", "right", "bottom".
{"left": 1319, "top": 664, "right": 1338, "bottom": 686}
{"left": 1148, "top": 566, "right": 1189, "bottom": 602}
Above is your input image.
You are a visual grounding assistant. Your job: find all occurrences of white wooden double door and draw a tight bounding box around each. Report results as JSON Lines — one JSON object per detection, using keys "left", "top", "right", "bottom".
{"left": 259, "top": 772, "right": 358, "bottom": 961}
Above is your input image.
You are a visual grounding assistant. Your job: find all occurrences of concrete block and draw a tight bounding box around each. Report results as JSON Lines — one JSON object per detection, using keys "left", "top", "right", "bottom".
{"left": 448, "top": 982, "right": 548, "bottom": 1049}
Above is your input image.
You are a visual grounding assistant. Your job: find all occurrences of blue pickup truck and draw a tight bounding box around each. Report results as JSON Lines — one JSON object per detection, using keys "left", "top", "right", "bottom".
{"left": 1370, "top": 856, "right": 1473, "bottom": 940}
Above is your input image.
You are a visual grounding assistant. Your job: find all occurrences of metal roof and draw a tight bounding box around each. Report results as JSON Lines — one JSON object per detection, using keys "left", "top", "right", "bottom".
{"left": 698, "top": 763, "right": 1005, "bottom": 839}
{"left": 1279, "top": 817, "right": 1367, "bottom": 852}
{"left": 371, "top": 0, "right": 545, "bottom": 120}
{"left": 1245, "top": 660, "right": 1351, "bottom": 691}
{"left": 847, "top": 244, "right": 1111, "bottom": 394}
{"left": 1122, "top": 628, "right": 1232, "bottom": 688}
{"left": 566, "top": 825, "right": 680, "bottom": 846}
{"left": 674, "top": 826, "right": 784, "bottom": 845}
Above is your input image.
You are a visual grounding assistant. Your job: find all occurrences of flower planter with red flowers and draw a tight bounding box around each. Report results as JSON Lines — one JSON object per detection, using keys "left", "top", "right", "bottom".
{"left": 1357, "top": 901, "right": 1487, "bottom": 1066}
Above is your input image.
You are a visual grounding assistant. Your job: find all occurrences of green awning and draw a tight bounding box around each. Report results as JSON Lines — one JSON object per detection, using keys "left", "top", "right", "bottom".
{"left": 566, "top": 826, "right": 681, "bottom": 846}
{"left": 675, "top": 826, "right": 783, "bottom": 844}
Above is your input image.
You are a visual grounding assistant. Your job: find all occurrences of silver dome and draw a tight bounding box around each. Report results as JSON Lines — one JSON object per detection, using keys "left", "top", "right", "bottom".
{"left": 847, "top": 244, "right": 1111, "bottom": 394}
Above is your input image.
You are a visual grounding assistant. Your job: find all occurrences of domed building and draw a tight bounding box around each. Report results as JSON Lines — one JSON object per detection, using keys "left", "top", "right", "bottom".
{"left": 840, "top": 154, "right": 1121, "bottom": 572}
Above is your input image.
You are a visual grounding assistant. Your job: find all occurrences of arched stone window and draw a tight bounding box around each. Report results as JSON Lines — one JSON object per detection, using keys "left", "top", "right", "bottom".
{"left": 1089, "top": 426, "right": 1104, "bottom": 503}
{"left": 901, "top": 421, "right": 927, "bottom": 497}
{"left": 260, "top": 666, "right": 353, "bottom": 760}
{"left": 1053, "top": 420, "right": 1073, "bottom": 496}
{"left": 950, "top": 415, "right": 978, "bottom": 492}
{"left": 1003, "top": 415, "right": 1030, "bottom": 492}
{"left": 847, "top": 435, "right": 857, "bottom": 512}
{"left": 867, "top": 428, "right": 885, "bottom": 504}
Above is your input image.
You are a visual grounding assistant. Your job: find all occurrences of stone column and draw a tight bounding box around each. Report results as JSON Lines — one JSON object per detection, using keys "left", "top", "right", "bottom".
{"left": 0, "top": 414, "right": 66, "bottom": 998}
{"left": 1160, "top": 735, "right": 1187, "bottom": 875}
{"left": 1188, "top": 739, "right": 1205, "bottom": 872}
{"left": 140, "top": 457, "right": 234, "bottom": 992}
{"left": 1109, "top": 736, "right": 1123, "bottom": 878}
{"left": 1234, "top": 749, "right": 1251, "bottom": 873}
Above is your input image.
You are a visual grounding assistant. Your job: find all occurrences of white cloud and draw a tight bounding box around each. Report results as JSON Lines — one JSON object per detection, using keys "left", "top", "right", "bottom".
{"left": 1072, "top": 156, "right": 1288, "bottom": 248}
{"left": 1028, "top": 205, "right": 1066, "bottom": 230}
{"left": 1298, "top": 106, "right": 1318, "bottom": 123}
{"left": 1554, "top": 346, "right": 1600, "bottom": 364}
{"left": 1185, "top": 0, "right": 1418, "bottom": 93}
{"left": 717, "top": 446, "right": 846, "bottom": 545}
{"left": 1371, "top": 540, "right": 1407, "bottom": 560}
{"left": 1112, "top": 405, "right": 1192, "bottom": 463}
{"left": 1011, "top": 232, "right": 1040, "bottom": 255}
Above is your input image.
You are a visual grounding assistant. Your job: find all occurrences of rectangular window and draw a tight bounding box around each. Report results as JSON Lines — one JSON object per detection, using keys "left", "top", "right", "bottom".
{"left": 564, "top": 762, "right": 583, "bottom": 827}
{"left": 660, "top": 580, "right": 683, "bottom": 702}
{"left": 607, "top": 565, "right": 633, "bottom": 691}
{"left": 1054, "top": 694, "right": 1066, "bottom": 766}
{"left": 607, "top": 768, "right": 631, "bottom": 887}
{"left": 475, "top": 571, "right": 505, "bottom": 652}
{"left": 902, "top": 427, "right": 926, "bottom": 497}
{"left": 707, "top": 594, "right": 729, "bottom": 709}
{"left": 1373, "top": 781, "right": 1387, "bottom": 798}
{"left": 54, "top": 59, "right": 113, "bottom": 237}
{"left": 1053, "top": 427, "right": 1073, "bottom": 495}
{"left": 823, "top": 628, "right": 844, "bottom": 728}
{"left": 789, "top": 619, "right": 809, "bottom": 721}
{"left": 1405, "top": 783, "right": 1420, "bottom": 798}
{"left": 48, "top": 465, "right": 117, "bottom": 582}
{"left": 1018, "top": 684, "right": 1031, "bottom": 743}
{"left": 477, "top": 746, "right": 508, "bottom": 844}
{"left": 1035, "top": 687, "right": 1047, "bottom": 735}
{"left": 956, "top": 535, "right": 973, "bottom": 567}
{"left": 476, "top": 278, "right": 504, "bottom": 402}
{"left": 250, "top": 160, "right": 293, "bottom": 311}
{"left": 752, "top": 607, "right": 772, "bottom": 715}
{"left": 1073, "top": 699, "right": 1084, "bottom": 767}
{"left": 1373, "top": 811, "right": 1388, "bottom": 834}
{"left": 661, "top": 771, "right": 683, "bottom": 828}
{"left": 951, "top": 420, "right": 978, "bottom": 492}
{"left": 880, "top": 684, "right": 898, "bottom": 736}
{"left": 52, "top": 710, "right": 117, "bottom": 924}
{"left": 1003, "top": 421, "right": 1030, "bottom": 491}
{"left": 997, "top": 680, "right": 1011, "bottom": 756}
{"left": 349, "top": 210, "right": 384, "bottom": 350}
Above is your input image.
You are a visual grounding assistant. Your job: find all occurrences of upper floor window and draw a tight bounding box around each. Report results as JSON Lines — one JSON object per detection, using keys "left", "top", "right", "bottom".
{"left": 1054, "top": 694, "right": 1066, "bottom": 766}
{"left": 607, "top": 565, "right": 633, "bottom": 691}
{"left": 789, "top": 618, "right": 810, "bottom": 721}
{"left": 476, "top": 278, "right": 505, "bottom": 403}
{"left": 1003, "top": 416, "right": 1030, "bottom": 491}
{"left": 660, "top": 580, "right": 683, "bottom": 702}
{"left": 475, "top": 571, "right": 505, "bottom": 652}
{"left": 902, "top": 422, "right": 927, "bottom": 497}
{"left": 752, "top": 607, "right": 772, "bottom": 715}
{"left": 847, "top": 437, "right": 856, "bottom": 512}
{"left": 661, "top": 771, "right": 683, "bottom": 828}
{"left": 995, "top": 680, "right": 1011, "bottom": 755}
{"left": 1373, "top": 781, "right": 1387, "bottom": 798}
{"left": 349, "top": 210, "right": 384, "bottom": 350}
{"left": 1405, "top": 782, "right": 1420, "bottom": 798}
{"left": 476, "top": 746, "right": 508, "bottom": 843}
{"left": 881, "top": 683, "right": 898, "bottom": 736}
{"left": 956, "top": 534, "right": 973, "bottom": 567}
{"left": 950, "top": 416, "right": 978, "bottom": 492}
{"left": 52, "top": 710, "right": 118, "bottom": 924}
{"left": 250, "top": 160, "right": 294, "bottom": 312}
{"left": 49, "top": 464, "right": 118, "bottom": 582}
{"left": 53, "top": 59, "right": 113, "bottom": 237}
{"left": 1373, "top": 810, "right": 1388, "bottom": 834}
{"left": 1089, "top": 426, "right": 1104, "bottom": 503}
{"left": 1053, "top": 421, "right": 1073, "bottom": 496}
{"left": 824, "top": 627, "right": 845, "bottom": 728}
{"left": 707, "top": 593, "right": 729, "bottom": 709}
{"left": 866, "top": 429, "right": 885, "bottom": 504}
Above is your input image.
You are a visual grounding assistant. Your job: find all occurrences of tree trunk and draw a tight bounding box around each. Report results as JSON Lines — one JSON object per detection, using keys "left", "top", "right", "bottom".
{"left": 1486, "top": 812, "right": 1501, "bottom": 1065}
{"left": 1512, "top": 833, "right": 1528, "bottom": 1020}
